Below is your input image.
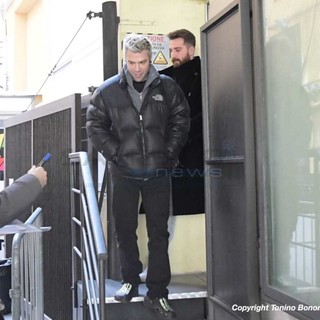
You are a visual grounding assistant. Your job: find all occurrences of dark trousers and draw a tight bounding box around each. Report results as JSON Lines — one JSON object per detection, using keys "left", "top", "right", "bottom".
{"left": 111, "top": 170, "right": 171, "bottom": 299}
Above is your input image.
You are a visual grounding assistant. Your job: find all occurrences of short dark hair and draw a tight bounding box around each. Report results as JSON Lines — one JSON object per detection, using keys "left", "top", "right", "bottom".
{"left": 167, "top": 29, "right": 196, "bottom": 47}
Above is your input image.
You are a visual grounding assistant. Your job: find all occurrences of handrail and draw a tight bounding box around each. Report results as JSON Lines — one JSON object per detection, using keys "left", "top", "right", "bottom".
{"left": 11, "top": 207, "right": 50, "bottom": 320}
{"left": 69, "top": 151, "right": 107, "bottom": 320}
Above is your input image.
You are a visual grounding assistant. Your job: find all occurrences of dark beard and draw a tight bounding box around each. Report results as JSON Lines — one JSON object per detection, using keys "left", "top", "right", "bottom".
{"left": 172, "top": 59, "right": 182, "bottom": 68}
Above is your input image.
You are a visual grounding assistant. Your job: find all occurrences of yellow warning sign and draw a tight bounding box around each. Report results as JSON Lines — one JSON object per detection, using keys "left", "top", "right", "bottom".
{"left": 153, "top": 51, "right": 168, "bottom": 65}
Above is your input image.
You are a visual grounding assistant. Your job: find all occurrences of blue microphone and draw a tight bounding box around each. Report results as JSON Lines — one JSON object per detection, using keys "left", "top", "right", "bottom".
{"left": 37, "top": 153, "right": 51, "bottom": 167}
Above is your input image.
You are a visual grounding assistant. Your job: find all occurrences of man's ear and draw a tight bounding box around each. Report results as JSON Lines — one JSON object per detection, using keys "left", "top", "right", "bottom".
{"left": 188, "top": 46, "right": 195, "bottom": 59}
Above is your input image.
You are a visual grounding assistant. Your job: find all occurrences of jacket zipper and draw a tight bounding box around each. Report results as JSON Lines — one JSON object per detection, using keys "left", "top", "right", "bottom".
{"left": 139, "top": 114, "right": 147, "bottom": 178}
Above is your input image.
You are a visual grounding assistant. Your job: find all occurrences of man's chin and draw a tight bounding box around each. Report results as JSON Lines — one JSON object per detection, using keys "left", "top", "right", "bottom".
{"left": 172, "top": 61, "right": 182, "bottom": 68}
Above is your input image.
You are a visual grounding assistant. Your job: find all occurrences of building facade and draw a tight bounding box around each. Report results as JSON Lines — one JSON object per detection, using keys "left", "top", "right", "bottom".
{"left": 1, "top": 0, "right": 320, "bottom": 319}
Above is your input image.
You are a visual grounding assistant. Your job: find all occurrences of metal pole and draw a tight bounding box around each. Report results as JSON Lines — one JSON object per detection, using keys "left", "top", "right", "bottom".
{"left": 101, "top": 1, "right": 122, "bottom": 281}
{"left": 102, "top": 1, "right": 119, "bottom": 80}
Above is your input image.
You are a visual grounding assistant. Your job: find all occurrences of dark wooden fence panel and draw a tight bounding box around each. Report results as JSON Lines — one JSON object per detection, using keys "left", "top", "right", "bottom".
{"left": 4, "top": 94, "right": 82, "bottom": 319}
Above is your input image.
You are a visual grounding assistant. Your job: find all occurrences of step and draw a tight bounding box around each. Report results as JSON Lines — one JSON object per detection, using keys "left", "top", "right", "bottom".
{"left": 76, "top": 273, "right": 207, "bottom": 320}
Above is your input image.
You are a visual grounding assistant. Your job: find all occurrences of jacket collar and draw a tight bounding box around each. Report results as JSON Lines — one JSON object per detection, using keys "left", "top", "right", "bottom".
{"left": 119, "top": 64, "right": 160, "bottom": 89}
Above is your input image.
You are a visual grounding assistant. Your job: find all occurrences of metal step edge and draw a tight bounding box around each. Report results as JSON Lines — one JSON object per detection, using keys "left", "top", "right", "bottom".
{"left": 102, "top": 291, "right": 207, "bottom": 304}
{"left": 86, "top": 291, "right": 208, "bottom": 304}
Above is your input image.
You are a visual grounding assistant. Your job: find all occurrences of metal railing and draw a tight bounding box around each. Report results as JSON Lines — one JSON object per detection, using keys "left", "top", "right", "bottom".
{"left": 10, "top": 207, "right": 51, "bottom": 320}
{"left": 69, "top": 152, "right": 107, "bottom": 320}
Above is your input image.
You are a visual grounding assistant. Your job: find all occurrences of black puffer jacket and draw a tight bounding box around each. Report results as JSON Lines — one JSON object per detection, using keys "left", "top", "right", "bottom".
{"left": 86, "top": 69, "right": 190, "bottom": 178}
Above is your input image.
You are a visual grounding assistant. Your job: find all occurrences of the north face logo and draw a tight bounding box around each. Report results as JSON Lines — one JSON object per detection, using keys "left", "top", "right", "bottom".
{"left": 152, "top": 94, "right": 164, "bottom": 101}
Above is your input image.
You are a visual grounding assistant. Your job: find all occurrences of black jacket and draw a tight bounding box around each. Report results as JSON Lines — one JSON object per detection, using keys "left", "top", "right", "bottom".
{"left": 160, "top": 57, "right": 203, "bottom": 170}
{"left": 160, "top": 57, "right": 204, "bottom": 214}
{"left": 86, "top": 68, "right": 190, "bottom": 178}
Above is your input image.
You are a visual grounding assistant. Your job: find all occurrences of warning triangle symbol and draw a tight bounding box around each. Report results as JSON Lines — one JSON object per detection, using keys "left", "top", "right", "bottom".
{"left": 153, "top": 51, "right": 168, "bottom": 65}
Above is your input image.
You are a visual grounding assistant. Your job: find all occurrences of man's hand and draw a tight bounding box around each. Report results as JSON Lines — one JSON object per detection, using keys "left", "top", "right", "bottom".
{"left": 28, "top": 166, "right": 48, "bottom": 188}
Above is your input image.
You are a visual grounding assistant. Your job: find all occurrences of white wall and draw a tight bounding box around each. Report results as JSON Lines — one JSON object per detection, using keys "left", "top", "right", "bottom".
{"left": 5, "top": 0, "right": 207, "bottom": 103}
{"left": 5, "top": 0, "right": 106, "bottom": 101}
